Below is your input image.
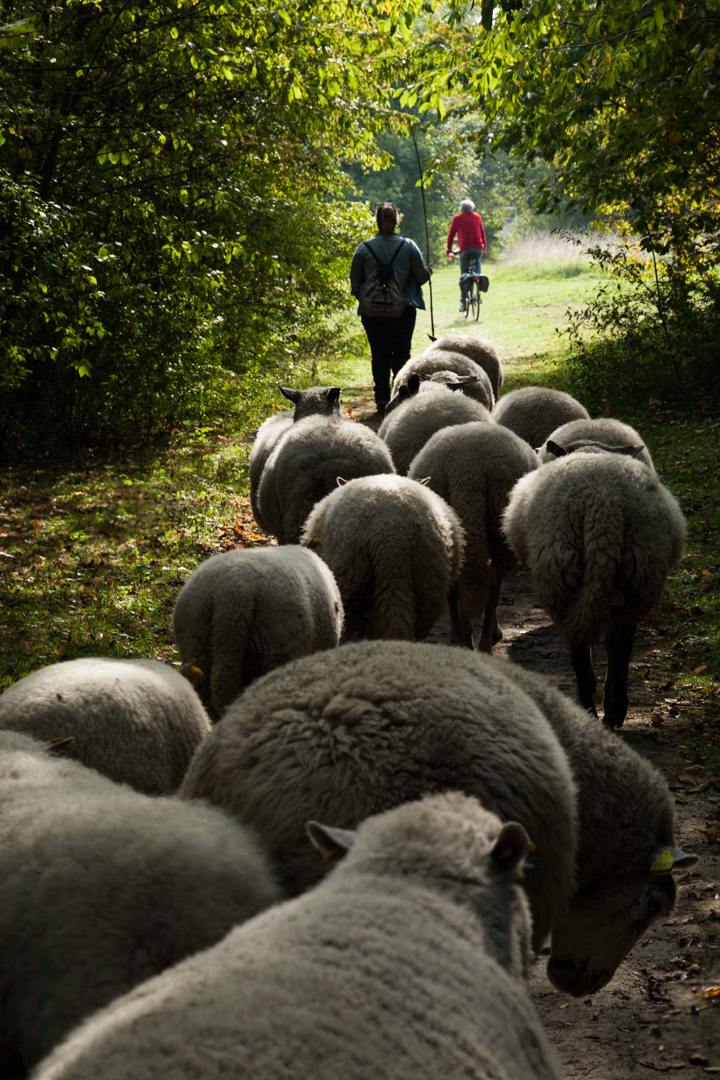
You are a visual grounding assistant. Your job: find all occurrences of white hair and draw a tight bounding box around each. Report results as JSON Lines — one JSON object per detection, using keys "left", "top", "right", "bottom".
{"left": 460, "top": 199, "right": 475, "bottom": 213}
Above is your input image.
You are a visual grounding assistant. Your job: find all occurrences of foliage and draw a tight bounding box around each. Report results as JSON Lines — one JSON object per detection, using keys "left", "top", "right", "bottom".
{"left": 407, "top": 0, "right": 720, "bottom": 407}
{"left": 0, "top": 0, "right": 403, "bottom": 453}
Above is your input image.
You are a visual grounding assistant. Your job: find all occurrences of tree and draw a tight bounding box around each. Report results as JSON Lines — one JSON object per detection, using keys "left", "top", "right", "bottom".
{"left": 0, "top": 0, "right": 414, "bottom": 450}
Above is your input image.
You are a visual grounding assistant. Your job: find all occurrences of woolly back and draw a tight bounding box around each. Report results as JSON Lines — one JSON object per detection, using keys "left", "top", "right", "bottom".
{"left": 537, "top": 416, "right": 655, "bottom": 469}
{"left": 493, "top": 388, "right": 589, "bottom": 450}
{"left": 424, "top": 334, "right": 504, "bottom": 398}
{"left": 0, "top": 658, "right": 211, "bottom": 795}
{"left": 379, "top": 391, "right": 493, "bottom": 475}
{"left": 180, "top": 640, "right": 576, "bottom": 952}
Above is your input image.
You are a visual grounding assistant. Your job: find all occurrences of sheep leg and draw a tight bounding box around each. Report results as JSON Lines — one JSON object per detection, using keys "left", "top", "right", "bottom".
{"left": 602, "top": 608, "right": 637, "bottom": 729}
{"left": 343, "top": 600, "right": 368, "bottom": 642}
{"left": 478, "top": 574, "right": 503, "bottom": 653}
{"left": 569, "top": 641, "right": 598, "bottom": 718}
{"left": 448, "top": 584, "right": 474, "bottom": 649}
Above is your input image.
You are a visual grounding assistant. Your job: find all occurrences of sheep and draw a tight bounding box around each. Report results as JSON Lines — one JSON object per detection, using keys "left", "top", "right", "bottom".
{"left": 300, "top": 474, "right": 464, "bottom": 642}
{"left": 180, "top": 639, "right": 577, "bottom": 956}
{"left": 249, "top": 385, "right": 341, "bottom": 531}
{"left": 408, "top": 422, "right": 539, "bottom": 650}
{"left": 378, "top": 388, "right": 493, "bottom": 476}
{"left": 384, "top": 368, "right": 494, "bottom": 417}
{"left": 257, "top": 416, "right": 395, "bottom": 544}
{"left": 179, "top": 640, "right": 695, "bottom": 995}
{"left": 491, "top": 661, "right": 697, "bottom": 995}
{"left": 0, "top": 658, "right": 210, "bottom": 795}
{"left": 537, "top": 416, "right": 655, "bottom": 468}
{"left": 31, "top": 793, "right": 560, "bottom": 1080}
{"left": 391, "top": 349, "right": 495, "bottom": 406}
{"left": 425, "top": 333, "right": 504, "bottom": 399}
{"left": 173, "top": 546, "right": 343, "bottom": 719}
{"left": 493, "top": 387, "right": 590, "bottom": 449}
{"left": 503, "top": 445, "right": 686, "bottom": 726}
{"left": 0, "top": 731, "right": 281, "bottom": 1079}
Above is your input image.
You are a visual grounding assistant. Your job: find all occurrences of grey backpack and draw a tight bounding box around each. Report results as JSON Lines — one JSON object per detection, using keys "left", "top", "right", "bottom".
{"left": 360, "top": 239, "right": 407, "bottom": 318}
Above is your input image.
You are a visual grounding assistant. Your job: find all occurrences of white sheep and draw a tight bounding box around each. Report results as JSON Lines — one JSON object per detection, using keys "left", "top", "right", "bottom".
{"left": 173, "top": 546, "right": 343, "bottom": 719}
{"left": 31, "top": 793, "right": 560, "bottom": 1080}
{"left": 537, "top": 416, "right": 655, "bottom": 468}
{"left": 257, "top": 416, "right": 395, "bottom": 544}
{"left": 249, "top": 385, "right": 341, "bottom": 532}
{"left": 503, "top": 445, "right": 686, "bottom": 726}
{"left": 493, "top": 387, "right": 590, "bottom": 449}
{"left": 408, "top": 422, "right": 539, "bottom": 650}
{"left": 300, "top": 474, "right": 464, "bottom": 641}
{"left": 378, "top": 388, "right": 493, "bottom": 476}
{"left": 179, "top": 640, "right": 695, "bottom": 995}
{"left": 0, "top": 658, "right": 210, "bottom": 795}
{"left": 424, "top": 333, "right": 504, "bottom": 399}
{"left": 0, "top": 732, "right": 281, "bottom": 1077}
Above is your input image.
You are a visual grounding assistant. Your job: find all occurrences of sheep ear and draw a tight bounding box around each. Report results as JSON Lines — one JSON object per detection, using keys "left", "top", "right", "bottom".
{"left": 46, "top": 736, "right": 76, "bottom": 757}
{"left": 546, "top": 440, "right": 568, "bottom": 458}
{"left": 279, "top": 385, "right": 302, "bottom": 404}
{"left": 307, "top": 821, "right": 357, "bottom": 863}
{"left": 492, "top": 822, "right": 529, "bottom": 872}
{"left": 448, "top": 376, "right": 478, "bottom": 391}
{"left": 650, "top": 846, "right": 699, "bottom": 875}
{"left": 414, "top": 476, "right": 432, "bottom": 486}
{"left": 336, "top": 476, "right": 348, "bottom": 487}
{"left": 302, "top": 537, "right": 322, "bottom": 550}
{"left": 327, "top": 387, "right": 341, "bottom": 403}
{"left": 407, "top": 372, "right": 421, "bottom": 393}
{"left": 612, "top": 444, "right": 645, "bottom": 458}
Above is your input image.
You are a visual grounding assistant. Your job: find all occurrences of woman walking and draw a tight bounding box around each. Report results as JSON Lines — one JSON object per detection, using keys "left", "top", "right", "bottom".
{"left": 350, "top": 203, "right": 432, "bottom": 417}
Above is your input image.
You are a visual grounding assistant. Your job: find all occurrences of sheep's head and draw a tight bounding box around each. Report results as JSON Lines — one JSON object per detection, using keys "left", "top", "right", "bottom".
{"left": 548, "top": 844, "right": 697, "bottom": 996}
{"left": 545, "top": 438, "right": 645, "bottom": 460}
{"left": 279, "top": 385, "right": 341, "bottom": 421}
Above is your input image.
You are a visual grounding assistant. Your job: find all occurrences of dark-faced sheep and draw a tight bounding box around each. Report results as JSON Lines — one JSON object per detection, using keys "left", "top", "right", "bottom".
{"left": 249, "top": 385, "right": 341, "bottom": 531}
{"left": 179, "top": 641, "right": 695, "bottom": 995}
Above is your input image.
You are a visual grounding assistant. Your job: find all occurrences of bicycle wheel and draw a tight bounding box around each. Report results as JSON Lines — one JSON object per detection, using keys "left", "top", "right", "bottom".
{"left": 470, "top": 278, "right": 481, "bottom": 321}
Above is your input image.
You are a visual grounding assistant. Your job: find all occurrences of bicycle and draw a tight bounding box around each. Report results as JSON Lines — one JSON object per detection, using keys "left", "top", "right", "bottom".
{"left": 447, "top": 250, "right": 488, "bottom": 321}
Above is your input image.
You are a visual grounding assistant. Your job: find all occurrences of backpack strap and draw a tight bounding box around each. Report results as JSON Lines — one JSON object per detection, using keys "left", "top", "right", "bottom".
{"left": 363, "top": 237, "right": 407, "bottom": 269}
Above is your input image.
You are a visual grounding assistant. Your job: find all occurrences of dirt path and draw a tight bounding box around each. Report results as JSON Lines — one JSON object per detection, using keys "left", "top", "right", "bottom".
{"left": 347, "top": 394, "right": 720, "bottom": 1076}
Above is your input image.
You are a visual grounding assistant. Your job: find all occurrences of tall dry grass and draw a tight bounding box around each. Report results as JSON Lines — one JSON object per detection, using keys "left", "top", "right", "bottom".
{"left": 498, "top": 232, "right": 614, "bottom": 277}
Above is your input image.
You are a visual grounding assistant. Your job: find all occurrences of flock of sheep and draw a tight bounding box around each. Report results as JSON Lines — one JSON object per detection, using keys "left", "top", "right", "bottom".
{"left": 0, "top": 333, "right": 694, "bottom": 1080}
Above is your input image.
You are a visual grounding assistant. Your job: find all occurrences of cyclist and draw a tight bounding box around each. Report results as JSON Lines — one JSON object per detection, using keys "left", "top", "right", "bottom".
{"left": 446, "top": 199, "right": 486, "bottom": 312}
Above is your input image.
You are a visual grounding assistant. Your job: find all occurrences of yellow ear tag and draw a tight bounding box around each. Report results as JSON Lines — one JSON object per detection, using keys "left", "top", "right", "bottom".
{"left": 527, "top": 841, "right": 537, "bottom": 853}
{"left": 322, "top": 846, "right": 344, "bottom": 864}
{"left": 650, "top": 850, "right": 674, "bottom": 875}
{"left": 309, "top": 538, "right": 321, "bottom": 550}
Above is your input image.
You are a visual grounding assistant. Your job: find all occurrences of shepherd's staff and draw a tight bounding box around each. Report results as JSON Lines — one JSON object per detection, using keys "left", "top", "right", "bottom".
{"left": 409, "top": 123, "right": 437, "bottom": 342}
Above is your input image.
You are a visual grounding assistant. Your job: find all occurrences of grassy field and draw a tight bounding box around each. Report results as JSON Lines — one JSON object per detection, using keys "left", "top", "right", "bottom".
{"left": 1, "top": 251, "right": 717, "bottom": 781}
{"left": 319, "top": 255, "right": 605, "bottom": 392}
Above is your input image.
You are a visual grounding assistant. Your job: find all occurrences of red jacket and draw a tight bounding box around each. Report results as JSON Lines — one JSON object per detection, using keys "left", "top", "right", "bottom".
{"left": 447, "top": 212, "right": 486, "bottom": 253}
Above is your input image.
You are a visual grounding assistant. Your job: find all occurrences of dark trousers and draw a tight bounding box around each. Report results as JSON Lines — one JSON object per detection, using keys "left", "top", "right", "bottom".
{"left": 459, "top": 248, "right": 483, "bottom": 298}
{"left": 361, "top": 305, "right": 417, "bottom": 405}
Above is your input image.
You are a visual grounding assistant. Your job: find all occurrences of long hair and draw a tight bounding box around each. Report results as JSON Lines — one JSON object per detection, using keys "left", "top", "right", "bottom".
{"left": 376, "top": 203, "right": 399, "bottom": 234}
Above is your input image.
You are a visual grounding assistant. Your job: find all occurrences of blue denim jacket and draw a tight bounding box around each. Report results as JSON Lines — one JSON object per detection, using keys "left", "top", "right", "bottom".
{"left": 350, "top": 234, "right": 431, "bottom": 315}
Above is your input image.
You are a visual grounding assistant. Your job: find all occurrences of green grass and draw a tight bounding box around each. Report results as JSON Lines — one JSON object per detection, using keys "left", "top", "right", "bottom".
{"left": 319, "top": 260, "right": 605, "bottom": 394}
{"left": 1, "top": 257, "right": 717, "bottom": 782}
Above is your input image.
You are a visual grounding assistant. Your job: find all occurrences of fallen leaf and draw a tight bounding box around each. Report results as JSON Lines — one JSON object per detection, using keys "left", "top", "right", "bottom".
{"left": 689, "top": 1053, "right": 709, "bottom": 1067}
{"left": 699, "top": 985, "right": 720, "bottom": 999}
{"left": 707, "top": 828, "right": 718, "bottom": 844}
{"left": 693, "top": 665, "right": 708, "bottom": 674}
{"left": 652, "top": 713, "right": 665, "bottom": 725}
